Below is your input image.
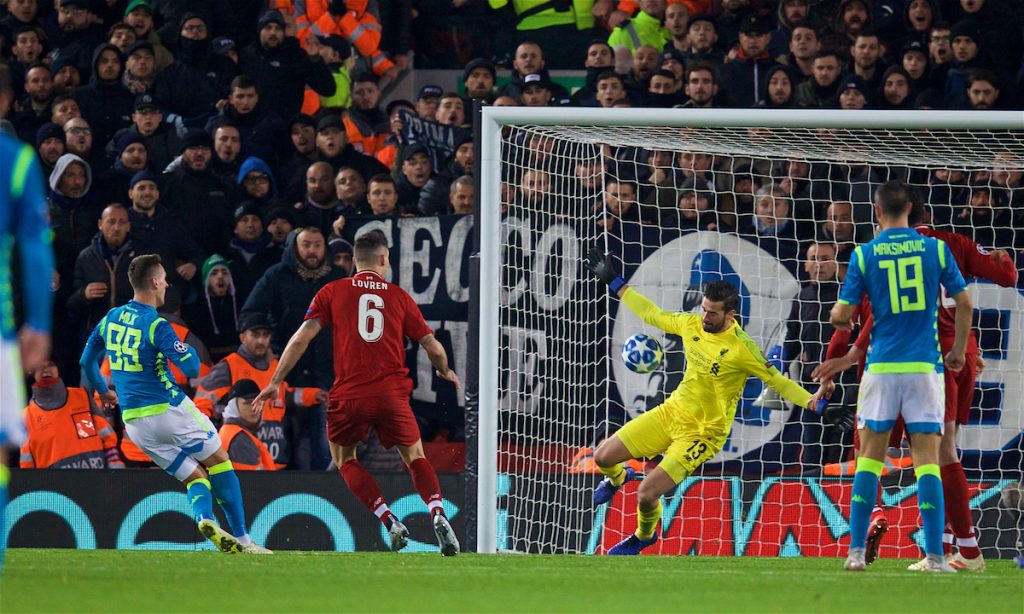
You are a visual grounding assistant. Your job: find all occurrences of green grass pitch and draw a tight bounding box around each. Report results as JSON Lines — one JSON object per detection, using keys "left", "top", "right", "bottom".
{"left": 1, "top": 549, "right": 1021, "bottom": 613}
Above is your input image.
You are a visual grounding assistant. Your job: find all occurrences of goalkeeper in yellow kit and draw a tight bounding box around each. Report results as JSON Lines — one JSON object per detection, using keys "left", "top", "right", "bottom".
{"left": 585, "top": 249, "right": 827, "bottom": 555}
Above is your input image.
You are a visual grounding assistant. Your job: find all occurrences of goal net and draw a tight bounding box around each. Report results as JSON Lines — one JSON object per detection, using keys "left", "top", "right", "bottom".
{"left": 473, "top": 108, "right": 1024, "bottom": 558}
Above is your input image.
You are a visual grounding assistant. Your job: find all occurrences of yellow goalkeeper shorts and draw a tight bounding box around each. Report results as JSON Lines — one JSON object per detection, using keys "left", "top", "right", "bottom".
{"left": 615, "top": 403, "right": 724, "bottom": 484}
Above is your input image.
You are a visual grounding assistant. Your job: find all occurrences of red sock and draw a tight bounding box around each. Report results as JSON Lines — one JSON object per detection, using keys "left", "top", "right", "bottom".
{"left": 941, "top": 462, "right": 981, "bottom": 559}
{"left": 340, "top": 460, "right": 396, "bottom": 528}
{"left": 409, "top": 457, "right": 445, "bottom": 518}
{"left": 875, "top": 481, "right": 884, "bottom": 508}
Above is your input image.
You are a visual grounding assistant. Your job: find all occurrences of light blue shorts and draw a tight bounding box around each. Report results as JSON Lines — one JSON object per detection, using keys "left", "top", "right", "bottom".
{"left": 857, "top": 372, "right": 945, "bottom": 435}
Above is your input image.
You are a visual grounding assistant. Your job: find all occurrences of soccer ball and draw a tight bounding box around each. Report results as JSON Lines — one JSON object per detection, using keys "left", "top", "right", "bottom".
{"left": 621, "top": 334, "right": 663, "bottom": 373}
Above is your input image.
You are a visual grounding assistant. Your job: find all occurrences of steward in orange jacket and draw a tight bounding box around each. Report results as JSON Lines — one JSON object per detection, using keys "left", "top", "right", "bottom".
{"left": 343, "top": 73, "right": 389, "bottom": 157}
{"left": 217, "top": 379, "right": 277, "bottom": 471}
{"left": 20, "top": 360, "right": 124, "bottom": 469}
{"left": 195, "top": 313, "right": 326, "bottom": 469}
{"left": 273, "top": 0, "right": 396, "bottom": 77}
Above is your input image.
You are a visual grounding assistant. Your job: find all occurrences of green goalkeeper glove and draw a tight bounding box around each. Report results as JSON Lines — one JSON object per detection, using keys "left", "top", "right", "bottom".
{"left": 585, "top": 247, "right": 626, "bottom": 293}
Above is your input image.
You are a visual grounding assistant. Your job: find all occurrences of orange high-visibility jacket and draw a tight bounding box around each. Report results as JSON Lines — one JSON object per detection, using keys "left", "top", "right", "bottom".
{"left": 195, "top": 352, "right": 321, "bottom": 470}
{"left": 274, "top": 0, "right": 396, "bottom": 76}
{"left": 344, "top": 116, "right": 387, "bottom": 156}
{"left": 219, "top": 423, "right": 277, "bottom": 470}
{"left": 614, "top": 0, "right": 708, "bottom": 18}
{"left": 20, "top": 388, "right": 118, "bottom": 469}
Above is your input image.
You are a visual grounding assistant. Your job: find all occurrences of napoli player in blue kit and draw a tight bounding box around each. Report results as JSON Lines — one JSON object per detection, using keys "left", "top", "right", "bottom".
{"left": 829, "top": 181, "right": 972, "bottom": 573}
{"left": 0, "top": 133, "right": 54, "bottom": 572}
{"left": 81, "top": 254, "right": 270, "bottom": 554}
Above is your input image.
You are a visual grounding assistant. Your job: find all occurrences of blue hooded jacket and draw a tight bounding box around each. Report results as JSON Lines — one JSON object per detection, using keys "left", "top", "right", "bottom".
{"left": 236, "top": 156, "right": 279, "bottom": 208}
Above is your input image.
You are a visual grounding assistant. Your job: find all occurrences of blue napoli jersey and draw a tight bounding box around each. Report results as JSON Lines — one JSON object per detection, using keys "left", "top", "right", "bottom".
{"left": 0, "top": 135, "right": 53, "bottom": 340}
{"left": 83, "top": 300, "right": 200, "bottom": 419}
{"left": 839, "top": 228, "right": 967, "bottom": 374}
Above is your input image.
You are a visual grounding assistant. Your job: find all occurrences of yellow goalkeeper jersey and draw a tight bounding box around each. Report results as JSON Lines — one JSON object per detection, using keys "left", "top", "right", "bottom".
{"left": 621, "top": 288, "right": 812, "bottom": 440}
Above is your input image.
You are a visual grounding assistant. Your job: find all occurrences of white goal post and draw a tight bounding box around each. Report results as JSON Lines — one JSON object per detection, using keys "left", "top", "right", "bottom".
{"left": 474, "top": 108, "right": 1024, "bottom": 556}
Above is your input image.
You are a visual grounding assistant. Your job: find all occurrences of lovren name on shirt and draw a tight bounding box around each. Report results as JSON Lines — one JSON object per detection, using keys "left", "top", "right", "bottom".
{"left": 354, "top": 279, "right": 389, "bottom": 291}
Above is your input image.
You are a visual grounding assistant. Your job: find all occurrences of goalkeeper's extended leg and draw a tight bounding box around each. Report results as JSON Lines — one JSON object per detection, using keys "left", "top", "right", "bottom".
{"left": 593, "top": 435, "right": 637, "bottom": 505}
{"left": 608, "top": 466, "right": 675, "bottom": 555}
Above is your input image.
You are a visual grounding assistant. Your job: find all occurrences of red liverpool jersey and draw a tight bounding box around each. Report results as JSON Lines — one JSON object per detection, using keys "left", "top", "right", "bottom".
{"left": 915, "top": 225, "right": 1018, "bottom": 349}
{"left": 306, "top": 270, "right": 433, "bottom": 401}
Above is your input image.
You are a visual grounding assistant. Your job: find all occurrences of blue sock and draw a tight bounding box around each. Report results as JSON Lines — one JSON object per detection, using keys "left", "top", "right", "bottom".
{"left": 849, "top": 457, "right": 883, "bottom": 550}
{"left": 0, "top": 464, "right": 9, "bottom": 572}
{"left": 916, "top": 464, "right": 945, "bottom": 557}
{"left": 186, "top": 477, "right": 215, "bottom": 524}
{"left": 208, "top": 461, "right": 249, "bottom": 540}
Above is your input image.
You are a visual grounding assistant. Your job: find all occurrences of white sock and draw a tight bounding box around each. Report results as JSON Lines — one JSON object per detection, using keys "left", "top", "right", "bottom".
{"left": 236, "top": 533, "right": 252, "bottom": 546}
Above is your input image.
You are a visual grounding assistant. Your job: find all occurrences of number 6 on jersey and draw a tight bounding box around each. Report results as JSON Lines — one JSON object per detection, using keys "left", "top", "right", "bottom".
{"left": 358, "top": 294, "right": 384, "bottom": 342}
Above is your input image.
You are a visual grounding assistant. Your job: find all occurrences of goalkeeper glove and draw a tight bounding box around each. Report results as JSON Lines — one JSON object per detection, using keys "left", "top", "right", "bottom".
{"left": 585, "top": 247, "right": 626, "bottom": 293}
{"left": 815, "top": 400, "right": 855, "bottom": 433}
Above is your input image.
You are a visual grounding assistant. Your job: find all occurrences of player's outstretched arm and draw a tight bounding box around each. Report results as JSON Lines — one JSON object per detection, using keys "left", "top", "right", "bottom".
{"left": 584, "top": 247, "right": 684, "bottom": 333}
{"left": 584, "top": 247, "right": 629, "bottom": 297}
{"left": 420, "top": 333, "right": 461, "bottom": 390}
{"left": 254, "top": 319, "right": 322, "bottom": 413}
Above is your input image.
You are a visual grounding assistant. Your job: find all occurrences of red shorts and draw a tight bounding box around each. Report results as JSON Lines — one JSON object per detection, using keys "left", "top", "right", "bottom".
{"left": 326, "top": 395, "right": 420, "bottom": 448}
{"left": 943, "top": 352, "right": 977, "bottom": 425}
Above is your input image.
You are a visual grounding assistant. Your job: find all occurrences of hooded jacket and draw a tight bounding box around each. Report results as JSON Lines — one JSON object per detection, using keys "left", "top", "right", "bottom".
{"left": 877, "top": 65, "right": 916, "bottom": 109}
{"left": 834, "top": 0, "right": 873, "bottom": 40}
{"left": 48, "top": 23, "right": 105, "bottom": 81}
{"left": 902, "top": 0, "right": 941, "bottom": 45}
{"left": 159, "top": 160, "right": 237, "bottom": 256}
{"left": 756, "top": 65, "right": 798, "bottom": 108}
{"left": 237, "top": 36, "right": 336, "bottom": 120}
{"left": 236, "top": 156, "right": 280, "bottom": 210}
{"left": 206, "top": 103, "right": 289, "bottom": 169}
{"left": 240, "top": 231, "right": 345, "bottom": 389}
{"left": 418, "top": 152, "right": 470, "bottom": 216}
{"left": 47, "top": 154, "right": 104, "bottom": 291}
{"left": 75, "top": 44, "right": 134, "bottom": 149}
{"left": 184, "top": 254, "right": 240, "bottom": 363}
{"left": 108, "top": 123, "right": 183, "bottom": 175}
{"left": 127, "top": 205, "right": 205, "bottom": 300}
{"left": 151, "top": 17, "right": 237, "bottom": 119}
{"left": 717, "top": 51, "right": 779, "bottom": 108}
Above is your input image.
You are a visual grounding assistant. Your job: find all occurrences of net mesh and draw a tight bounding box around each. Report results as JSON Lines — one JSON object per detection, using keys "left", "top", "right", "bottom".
{"left": 493, "top": 122, "right": 1024, "bottom": 557}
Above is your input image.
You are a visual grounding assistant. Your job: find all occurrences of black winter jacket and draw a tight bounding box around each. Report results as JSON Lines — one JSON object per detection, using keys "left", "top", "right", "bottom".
{"left": 66, "top": 234, "right": 138, "bottom": 333}
{"left": 418, "top": 158, "right": 469, "bottom": 216}
{"left": 75, "top": 44, "right": 135, "bottom": 148}
{"left": 237, "top": 38, "right": 336, "bottom": 120}
{"left": 159, "top": 167, "right": 238, "bottom": 255}
{"left": 151, "top": 38, "right": 237, "bottom": 120}
{"left": 240, "top": 232, "right": 345, "bottom": 388}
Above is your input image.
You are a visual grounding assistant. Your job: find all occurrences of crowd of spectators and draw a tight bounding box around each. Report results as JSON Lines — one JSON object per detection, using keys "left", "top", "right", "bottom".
{"left": 5, "top": 0, "right": 1021, "bottom": 472}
